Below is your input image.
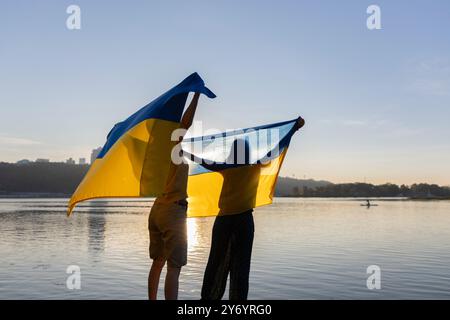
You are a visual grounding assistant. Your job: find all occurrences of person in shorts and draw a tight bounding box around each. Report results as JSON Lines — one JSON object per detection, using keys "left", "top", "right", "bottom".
{"left": 147, "top": 92, "right": 200, "bottom": 300}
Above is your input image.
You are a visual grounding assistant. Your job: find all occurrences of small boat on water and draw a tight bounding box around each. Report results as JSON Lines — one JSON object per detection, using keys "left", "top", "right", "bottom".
{"left": 361, "top": 200, "right": 378, "bottom": 207}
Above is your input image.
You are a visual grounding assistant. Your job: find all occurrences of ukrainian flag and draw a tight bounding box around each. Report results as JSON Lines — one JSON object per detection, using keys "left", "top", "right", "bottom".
{"left": 182, "top": 119, "right": 298, "bottom": 217}
{"left": 67, "top": 73, "right": 216, "bottom": 216}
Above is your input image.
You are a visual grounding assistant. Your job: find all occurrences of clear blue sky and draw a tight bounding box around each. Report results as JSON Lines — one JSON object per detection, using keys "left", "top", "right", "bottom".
{"left": 1, "top": 1, "right": 449, "bottom": 185}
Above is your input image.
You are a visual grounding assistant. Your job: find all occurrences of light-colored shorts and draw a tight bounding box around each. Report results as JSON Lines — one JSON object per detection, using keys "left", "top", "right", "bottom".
{"left": 148, "top": 201, "right": 187, "bottom": 268}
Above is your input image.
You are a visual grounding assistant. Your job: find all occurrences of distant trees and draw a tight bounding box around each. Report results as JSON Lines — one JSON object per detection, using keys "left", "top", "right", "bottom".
{"left": 299, "top": 182, "right": 450, "bottom": 198}
{"left": 0, "top": 162, "right": 88, "bottom": 195}
{"left": 0, "top": 162, "right": 449, "bottom": 198}
{"left": 409, "top": 183, "right": 450, "bottom": 197}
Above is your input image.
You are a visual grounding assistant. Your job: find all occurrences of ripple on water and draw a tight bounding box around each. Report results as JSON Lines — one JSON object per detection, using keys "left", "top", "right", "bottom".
{"left": 1, "top": 198, "right": 450, "bottom": 299}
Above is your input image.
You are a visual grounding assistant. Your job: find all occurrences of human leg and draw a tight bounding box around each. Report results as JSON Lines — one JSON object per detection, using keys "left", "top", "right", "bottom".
{"left": 229, "top": 211, "right": 254, "bottom": 300}
{"left": 201, "top": 215, "right": 233, "bottom": 300}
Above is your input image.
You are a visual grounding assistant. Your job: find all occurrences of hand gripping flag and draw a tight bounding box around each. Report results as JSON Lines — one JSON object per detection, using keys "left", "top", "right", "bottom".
{"left": 67, "top": 73, "right": 216, "bottom": 216}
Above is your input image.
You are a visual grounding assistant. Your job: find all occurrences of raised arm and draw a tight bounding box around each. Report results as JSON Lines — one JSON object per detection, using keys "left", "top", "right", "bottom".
{"left": 180, "top": 92, "right": 201, "bottom": 130}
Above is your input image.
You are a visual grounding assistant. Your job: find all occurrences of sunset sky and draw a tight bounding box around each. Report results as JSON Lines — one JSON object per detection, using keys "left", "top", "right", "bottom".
{"left": 1, "top": 1, "right": 449, "bottom": 185}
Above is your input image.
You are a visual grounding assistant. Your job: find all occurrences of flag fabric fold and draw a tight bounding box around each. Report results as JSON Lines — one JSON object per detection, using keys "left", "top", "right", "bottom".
{"left": 67, "top": 73, "right": 216, "bottom": 216}
{"left": 182, "top": 119, "right": 297, "bottom": 217}
{"left": 68, "top": 73, "right": 299, "bottom": 218}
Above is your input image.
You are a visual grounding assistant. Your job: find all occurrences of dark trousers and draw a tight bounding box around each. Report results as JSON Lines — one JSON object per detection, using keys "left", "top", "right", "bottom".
{"left": 201, "top": 210, "right": 254, "bottom": 300}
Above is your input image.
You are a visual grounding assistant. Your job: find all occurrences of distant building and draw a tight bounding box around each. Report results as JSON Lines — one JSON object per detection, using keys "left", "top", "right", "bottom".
{"left": 66, "top": 158, "right": 76, "bottom": 165}
{"left": 90, "top": 147, "right": 102, "bottom": 164}
{"left": 36, "top": 158, "right": 50, "bottom": 163}
{"left": 79, "top": 158, "right": 86, "bottom": 165}
{"left": 16, "top": 159, "right": 32, "bottom": 165}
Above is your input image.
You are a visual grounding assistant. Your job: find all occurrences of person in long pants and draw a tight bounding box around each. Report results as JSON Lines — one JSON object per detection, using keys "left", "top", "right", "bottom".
{"left": 201, "top": 116, "right": 305, "bottom": 300}
{"left": 201, "top": 210, "right": 254, "bottom": 300}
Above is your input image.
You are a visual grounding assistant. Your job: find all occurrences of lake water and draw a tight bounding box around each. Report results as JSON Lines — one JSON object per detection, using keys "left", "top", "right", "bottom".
{"left": 1, "top": 198, "right": 450, "bottom": 299}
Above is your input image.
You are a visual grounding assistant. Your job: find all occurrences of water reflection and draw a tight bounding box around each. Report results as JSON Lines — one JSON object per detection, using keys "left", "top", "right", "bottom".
{"left": 87, "top": 201, "right": 108, "bottom": 255}
{"left": 1, "top": 198, "right": 450, "bottom": 299}
{"left": 187, "top": 218, "right": 199, "bottom": 249}
{"left": 187, "top": 217, "right": 213, "bottom": 250}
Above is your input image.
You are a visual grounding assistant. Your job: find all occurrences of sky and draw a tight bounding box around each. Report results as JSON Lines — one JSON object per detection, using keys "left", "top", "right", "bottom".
{"left": 1, "top": 0, "right": 449, "bottom": 185}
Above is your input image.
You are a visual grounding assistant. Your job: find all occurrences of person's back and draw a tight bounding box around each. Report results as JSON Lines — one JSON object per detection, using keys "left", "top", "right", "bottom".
{"left": 148, "top": 93, "right": 201, "bottom": 300}
{"left": 202, "top": 139, "right": 259, "bottom": 300}
{"left": 201, "top": 116, "right": 306, "bottom": 300}
{"left": 156, "top": 161, "right": 189, "bottom": 205}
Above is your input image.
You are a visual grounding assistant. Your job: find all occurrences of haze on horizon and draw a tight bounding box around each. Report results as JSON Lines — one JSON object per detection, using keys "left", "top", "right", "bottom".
{"left": 1, "top": 1, "right": 449, "bottom": 186}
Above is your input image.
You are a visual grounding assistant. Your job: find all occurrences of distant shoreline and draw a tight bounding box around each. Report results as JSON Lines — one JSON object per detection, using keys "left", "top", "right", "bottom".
{"left": 0, "top": 194, "right": 449, "bottom": 201}
{"left": 1, "top": 163, "right": 449, "bottom": 199}
{"left": 0, "top": 193, "right": 71, "bottom": 199}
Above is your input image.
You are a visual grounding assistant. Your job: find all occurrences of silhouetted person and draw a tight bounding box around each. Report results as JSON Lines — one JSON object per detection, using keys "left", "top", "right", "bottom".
{"left": 201, "top": 138, "right": 258, "bottom": 300}
{"left": 201, "top": 116, "right": 305, "bottom": 300}
{"left": 147, "top": 92, "right": 201, "bottom": 300}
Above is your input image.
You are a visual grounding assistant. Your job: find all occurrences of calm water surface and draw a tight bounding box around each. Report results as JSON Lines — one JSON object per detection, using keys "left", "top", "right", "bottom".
{"left": 1, "top": 198, "right": 450, "bottom": 299}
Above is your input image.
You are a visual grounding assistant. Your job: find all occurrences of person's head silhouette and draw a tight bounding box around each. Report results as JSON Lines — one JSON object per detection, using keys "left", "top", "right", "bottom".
{"left": 227, "top": 138, "right": 251, "bottom": 165}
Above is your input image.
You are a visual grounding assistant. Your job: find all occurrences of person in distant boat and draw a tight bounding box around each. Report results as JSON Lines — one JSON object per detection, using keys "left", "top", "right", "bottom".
{"left": 147, "top": 92, "right": 201, "bottom": 300}
{"left": 366, "top": 199, "right": 371, "bottom": 207}
{"left": 201, "top": 116, "right": 305, "bottom": 300}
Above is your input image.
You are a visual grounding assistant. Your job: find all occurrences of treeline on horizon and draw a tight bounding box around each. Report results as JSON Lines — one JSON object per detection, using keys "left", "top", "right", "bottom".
{"left": 289, "top": 182, "right": 450, "bottom": 198}
{"left": 0, "top": 162, "right": 88, "bottom": 195}
{"left": 0, "top": 162, "right": 449, "bottom": 198}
